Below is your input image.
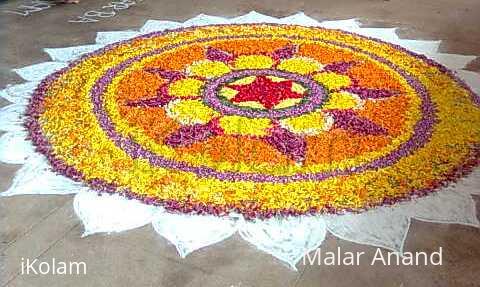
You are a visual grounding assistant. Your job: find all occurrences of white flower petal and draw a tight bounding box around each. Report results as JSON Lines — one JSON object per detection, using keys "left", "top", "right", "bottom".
{"left": 1, "top": 155, "right": 81, "bottom": 196}
{"left": 74, "top": 191, "right": 157, "bottom": 236}
{"left": 278, "top": 12, "right": 320, "bottom": 26}
{"left": 13, "top": 62, "right": 67, "bottom": 82}
{"left": 395, "top": 39, "right": 441, "bottom": 55}
{"left": 0, "top": 81, "right": 39, "bottom": 104}
{"left": 326, "top": 208, "right": 410, "bottom": 253}
{"left": 457, "top": 70, "right": 480, "bottom": 95}
{"left": 152, "top": 212, "right": 236, "bottom": 258}
{"left": 319, "top": 19, "right": 361, "bottom": 31}
{"left": 95, "top": 31, "right": 140, "bottom": 45}
{"left": 238, "top": 216, "right": 327, "bottom": 270}
{"left": 0, "top": 104, "right": 26, "bottom": 132}
{"left": 140, "top": 20, "right": 182, "bottom": 34}
{"left": 0, "top": 131, "right": 35, "bottom": 164}
{"left": 44, "top": 44, "right": 104, "bottom": 62}
{"left": 182, "top": 14, "right": 230, "bottom": 27}
{"left": 231, "top": 11, "right": 280, "bottom": 24}
{"left": 403, "top": 191, "right": 479, "bottom": 227}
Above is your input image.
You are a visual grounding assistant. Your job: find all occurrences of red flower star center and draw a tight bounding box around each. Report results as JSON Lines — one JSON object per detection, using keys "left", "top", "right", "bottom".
{"left": 228, "top": 76, "right": 305, "bottom": 109}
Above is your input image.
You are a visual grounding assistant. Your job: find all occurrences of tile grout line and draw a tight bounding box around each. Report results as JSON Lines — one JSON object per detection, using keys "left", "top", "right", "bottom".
{"left": 1, "top": 223, "right": 80, "bottom": 287}
{"left": 293, "top": 265, "right": 308, "bottom": 287}
{"left": 0, "top": 196, "right": 73, "bottom": 253}
{"left": 116, "top": 230, "right": 304, "bottom": 286}
{"left": 112, "top": 231, "right": 214, "bottom": 275}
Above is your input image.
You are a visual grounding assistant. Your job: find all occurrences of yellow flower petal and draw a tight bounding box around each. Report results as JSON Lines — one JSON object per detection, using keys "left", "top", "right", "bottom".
{"left": 237, "top": 101, "right": 266, "bottom": 109}
{"left": 291, "top": 82, "right": 307, "bottom": 94}
{"left": 219, "top": 115, "right": 271, "bottom": 136}
{"left": 219, "top": 87, "right": 238, "bottom": 99}
{"left": 166, "top": 99, "right": 218, "bottom": 125}
{"left": 188, "top": 60, "right": 231, "bottom": 78}
{"left": 313, "top": 72, "right": 352, "bottom": 90}
{"left": 274, "top": 98, "right": 303, "bottom": 109}
{"left": 231, "top": 76, "right": 256, "bottom": 85}
{"left": 323, "top": 92, "right": 361, "bottom": 110}
{"left": 168, "top": 78, "right": 204, "bottom": 97}
{"left": 266, "top": 76, "right": 287, "bottom": 82}
{"left": 277, "top": 57, "right": 323, "bottom": 75}
{"left": 280, "top": 111, "right": 332, "bottom": 135}
{"left": 234, "top": 55, "right": 274, "bottom": 69}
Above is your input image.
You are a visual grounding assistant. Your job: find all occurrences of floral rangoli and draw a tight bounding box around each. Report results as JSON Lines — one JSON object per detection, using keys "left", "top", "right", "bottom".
{"left": 26, "top": 23, "right": 480, "bottom": 216}
{"left": 2, "top": 13, "right": 480, "bottom": 269}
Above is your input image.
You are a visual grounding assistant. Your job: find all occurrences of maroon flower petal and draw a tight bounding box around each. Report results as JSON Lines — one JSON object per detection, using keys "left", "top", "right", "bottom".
{"left": 164, "top": 120, "right": 222, "bottom": 147}
{"left": 126, "top": 85, "right": 173, "bottom": 107}
{"left": 144, "top": 68, "right": 184, "bottom": 81}
{"left": 271, "top": 45, "right": 297, "bottom": 61}
{"left": 264, "top": 126, "right": 306, "bottom": 162}
{"left": 328, "top": 109, "right": 387, "bottom": 135}
{"left": 344, "top": 86, "right": 396, "bottom": 99}
{"left": 323, "top": 61, "right": 356, "bottom": 74}
{"left": 206, "top": 47, "right": 234, "bottom": 63}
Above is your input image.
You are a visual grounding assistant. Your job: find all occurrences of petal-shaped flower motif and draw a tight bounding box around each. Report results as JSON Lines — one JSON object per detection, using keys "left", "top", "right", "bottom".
{"left": 0, "top": 104, "right": 26, "bottom": 131}
{"left": 313, "top": 72, "right": 352, "bottom": 90}
{"left": 205, "top": 46, "right": 234, "bottom": 63}
{"left": 264, "top": 126, "right": 307, "bottom": 162}
{"left": 237, "top": 101, "right": 267, "bottom": 109}
{"left": 323, "top": 61, "right": 356, "bottom": 74}
{"left": 168, "top": 78, "right": 205, "bottom": 98}
{"left": 219, "top": 86, "right": 239, "bottom": 100}
{"left": 219, "top": 115, "right": 272, "bottom": 136}
{"left": 328, "top": 109, "right": 387, "bottom": 135}
{"left": 238, "top": 216, "right": 327, "bottom": 270}
{"left": 74, "top": 191, "right": 157, "bottom": 236}
{"left": 234, "top": 55, "right": 274, "bottom": 69}
{"left": 152, "top": 212, "right": 237, "bottom": 258}
{"left": 0, "top": 81, "right": 39, "bottom": 104}
{"left": 280, "top": 111, "right": 333, "bottom": 135}
{"left": 127, "top": 85, "right": 173, "bottom": 107}
{"left": 44, "top": 44, "right": 104, "bottom": 62}
{"left": 144, "top": 68, "right": 184, "bottom": 81}
{"left": 13, "top": 62, "right": 67, "bottom": 81}
{"left": 403, "top": 190, "right": 480, "bottom": 227}
{"left": 230, "top": 76, "right": 257, "bottom": 85}
{"left": 271, "top": 45, "right": 297, "bottom": 60}
{"left": 0, "top": 131, "right": 35, "bottom": 164}
{"left": 345, "top": 86, "right": 396, "bottom": 99}
{"left": 164, "top": 120, "right": 222, "bottom": 147}
{"left": 187, "top": 60, "right": 231, "bottom": 78}
{"left": 277, "top": 56, "right": 323, "bottom": 75}
{"left": 323, "top": 91, "right": 362, "bottom": 110}
{"left": 325, "top": 208, "right": 411, "bottom": 252}
{"left": 274, "top": 98, "right": 303, "bottom": 109}
{"left": 166, "top": 99, "right": 219, "bottom": 125}
{"left": 1, "top": 155, "right": 82, "bottom": 196}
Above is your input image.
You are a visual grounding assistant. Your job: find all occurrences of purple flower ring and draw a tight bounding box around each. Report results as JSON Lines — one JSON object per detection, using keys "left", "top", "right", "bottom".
{"left": 203, "top": 69, "right": 327, "bottom": 119}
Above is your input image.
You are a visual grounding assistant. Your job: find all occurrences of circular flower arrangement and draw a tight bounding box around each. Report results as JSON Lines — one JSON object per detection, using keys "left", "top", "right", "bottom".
{"left": 26, "top": 24, "right": 480, "bottom": 218}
